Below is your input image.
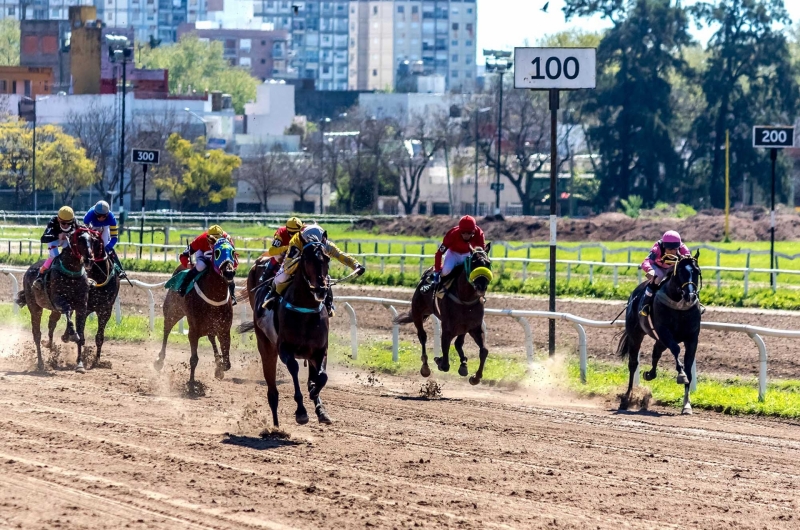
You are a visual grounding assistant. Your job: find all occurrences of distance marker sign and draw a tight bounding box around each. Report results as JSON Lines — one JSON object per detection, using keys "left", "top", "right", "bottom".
{"left": 752, "top": 126, "right": 794, "bottom": 149}
{"left": 131, "top": 149, "right": 160, "bottom": 165}
{"left": 513, "top": 48, "right": 596, "bottom": 90}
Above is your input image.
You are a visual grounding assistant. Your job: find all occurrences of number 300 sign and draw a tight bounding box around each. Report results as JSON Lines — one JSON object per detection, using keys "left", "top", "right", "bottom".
{"left": 514, "top": 48, "right": 596, "bottom": 90}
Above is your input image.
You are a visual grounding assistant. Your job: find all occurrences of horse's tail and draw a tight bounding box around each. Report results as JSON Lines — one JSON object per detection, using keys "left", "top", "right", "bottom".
{"left": 615, "top": 299, "right": 640, "bottom": 360}
{"left": 393, "top": 311, "right": 414, "bottom": 326}
{"left": 15, "top": 289, "right": 26, "bottom": 308}
{"left": 236, "top": 321, "right": 256, "bottom": 334}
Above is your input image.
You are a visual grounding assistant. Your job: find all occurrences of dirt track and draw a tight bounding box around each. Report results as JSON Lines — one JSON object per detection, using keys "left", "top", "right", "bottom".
{"left": 1, "top": 330, "right": 800, "bottom": 529}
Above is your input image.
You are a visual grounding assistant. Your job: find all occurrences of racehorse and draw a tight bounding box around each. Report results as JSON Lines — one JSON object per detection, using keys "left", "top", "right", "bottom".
{"left": 618, "top": 252, "right": 702, "bottom": 414}
{"left": 239, "top": 237, "right": 332, "bottom": 426}
{"left": 394, "top": 244, "right": 493, "bottom": 385}
{"left": 154, "top": 239, "right": 237, "bottom": 390}
{"left": 15, "top": 227, "right": 100, "bottom": 372}
{"left": 85, "top": 236, "right": 121, "bottom": 366}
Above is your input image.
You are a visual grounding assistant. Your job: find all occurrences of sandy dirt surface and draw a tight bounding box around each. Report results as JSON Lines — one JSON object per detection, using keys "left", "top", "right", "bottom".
{"left": 1, "top": 328, "right": 800, "bottom": 529}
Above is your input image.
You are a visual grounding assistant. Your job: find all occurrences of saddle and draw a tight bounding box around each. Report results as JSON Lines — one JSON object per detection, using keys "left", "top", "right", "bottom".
{"left": 254, "top": 278, "right": 274, "bottom": 319}
{"left": 165, "top": 268, "right": 207, "bottom": 294}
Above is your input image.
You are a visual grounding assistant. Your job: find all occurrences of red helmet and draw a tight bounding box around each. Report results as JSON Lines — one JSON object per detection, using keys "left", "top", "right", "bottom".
{"left": 458, "top": 215, "right": 477, "bottom": 233}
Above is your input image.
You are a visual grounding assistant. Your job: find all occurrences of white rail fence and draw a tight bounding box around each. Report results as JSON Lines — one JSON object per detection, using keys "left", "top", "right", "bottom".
{"left": 1, "top": 265, "right": 798, "bottom": 403}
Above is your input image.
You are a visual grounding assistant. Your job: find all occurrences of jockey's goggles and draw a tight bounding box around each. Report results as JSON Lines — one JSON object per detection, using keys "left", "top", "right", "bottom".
{"left": 59, "top": 222, "right": 72, "bottom": 230}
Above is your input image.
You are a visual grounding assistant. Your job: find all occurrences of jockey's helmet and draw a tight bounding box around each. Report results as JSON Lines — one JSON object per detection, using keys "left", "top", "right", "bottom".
{"left": 662, "top": 230, "right": 682, "bottom": 250}
{"left": 301, "top": 224, "right": 325, "bottom": 244}
{"left": 94, "top": 200, "right": 110, "bottom": 216}
{"left": 58, "top": 206, "right": 74, "bottom": 223}
{"left": 286, "top": 216, "right": 303, "bottom": 234}
{"left": 458, "top": 215, "right": 477, "bottom": 234}
{"left": 207, "top": 225, "right": 224, "bottom": 242}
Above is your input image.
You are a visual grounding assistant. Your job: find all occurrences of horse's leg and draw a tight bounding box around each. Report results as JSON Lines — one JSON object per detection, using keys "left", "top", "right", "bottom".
{"left": 254, "top": 326, "right": 280, "bottom": 427}
{"left": 279, "top": 343, "right": 308, "bottom": 425}
{"left": 74, "top": 310, "right": 87, "bottom": 374}
{"left": 620, "top": 332, "right": 646, "bottom": 410}
{"left": 209, "top": 335, "right": 225, "bottom": 380}
{"left": 93, "top": 308, "right": 112, "bottom": 368}
{"left": 155, "top": 294, "right": 183, "bottom": 371}
{"left": 29, "top": 304, "right": 45, "bottom": 371}
{"left": 62, "top": 309, "right": 75, "bottom": 343}
{"left": 214, "top": 333, "right": 232, "bottom": 380}
{"left": 308, "top": 352, "right": 332, "bottom": 424}
{"left": 414, "top": 314, "right": 430, "bottom": 378}
{"left": 47, "top": 311, "right": 60, "bottom": 350}
{"left": 681, "top": 337, "right": 699, "bottom": 415}
{"left": 467, "top": 326, "right": 489, "bottom": 386}
{"left": 187, "top": 327, "right": 201, "bottom": 391}
{"left": 655, "top": 325, "right": 686, "bottom": 383}
{"left": 643, "top": 342, "right": 667, "bottom": 381}
{"left": 434, "top": 328, "right": 453, "bottom": 373}
{"left": 454, "top": 334, "right": 469, "bottom": 377}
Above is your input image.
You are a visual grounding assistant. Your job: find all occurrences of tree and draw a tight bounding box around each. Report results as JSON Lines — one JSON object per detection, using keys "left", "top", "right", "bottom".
{"left": 138, "top": 34, "right": 257, "bottom": 114}
{"left": 690, "top": 0, "right": 799, "bottom": 207}
{"left": 152, "top": 133, "right": 240, "bottom": 210}
{"left": 67, "top": 105, "right": 119, "bottom": 201}
{"left": 383, "top": 114, "right": 441, "bottom": 215}
{"left": 0, "top": 120, "right": 33, "bottom": 205}
{"left": 35, "top": 125, "right": 98, "bottom": 203}
{"left": 284, "top": 154, "right": 322, "bottom": 210}
{"left": 237, "top": 142, "right": 288, "bottom": 212}
{"left": 564, "top": 0, "right": 694, "bottom": 209}
{"left": 0, "top": 19, "right": 19, "bottom": 66}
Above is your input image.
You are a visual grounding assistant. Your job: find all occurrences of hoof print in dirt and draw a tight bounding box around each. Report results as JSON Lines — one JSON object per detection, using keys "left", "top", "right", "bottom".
{"left": 419, "top": 380, "right": 443, "bottom": 399}
{"left": 617, "top": 387, "right": 652, "bottom": 412}
{"left": 184, "top": 381, "right": 207, "bottom": 398}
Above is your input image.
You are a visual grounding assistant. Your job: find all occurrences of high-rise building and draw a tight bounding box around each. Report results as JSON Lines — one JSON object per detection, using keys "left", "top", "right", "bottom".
{"left": 0, "top": 0, "right": 93, "bottom": 22}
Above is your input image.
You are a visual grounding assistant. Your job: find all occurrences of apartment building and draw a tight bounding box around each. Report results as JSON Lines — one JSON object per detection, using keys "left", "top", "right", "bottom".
{"left": 0, "top": 0, "right": 93, "bottom": 21}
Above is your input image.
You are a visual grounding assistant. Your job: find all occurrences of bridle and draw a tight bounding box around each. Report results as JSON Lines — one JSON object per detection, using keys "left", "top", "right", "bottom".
{"left": 300, "top": 241, "right": 329, "bottom": 293}
{"left": 668, "top": 256, "right": 702, "bottom": 296}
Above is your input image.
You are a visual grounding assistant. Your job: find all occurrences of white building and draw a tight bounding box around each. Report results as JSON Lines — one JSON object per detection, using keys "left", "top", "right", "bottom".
{"left": 244, "top": 80, "right": 296, "bottom": 136}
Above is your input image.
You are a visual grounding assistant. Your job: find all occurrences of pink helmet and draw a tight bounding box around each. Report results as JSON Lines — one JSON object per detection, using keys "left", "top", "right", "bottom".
{"left": 662, "top": 230, "right": 682, "bottom": 249}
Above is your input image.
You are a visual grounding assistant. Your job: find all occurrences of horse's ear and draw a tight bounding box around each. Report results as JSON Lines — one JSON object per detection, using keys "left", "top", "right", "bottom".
{"left": 485, "top": 241, "right": 492, "bottom": 253}
{"left": 694, "top": 249, "right": 700, "bottom": 260}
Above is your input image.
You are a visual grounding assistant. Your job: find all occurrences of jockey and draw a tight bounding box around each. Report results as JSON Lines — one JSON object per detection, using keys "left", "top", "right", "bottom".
{"left": 178, "top": 225, "right": 238, "bottom": 304}
{"left": 427, "top": 215, "right": 486, "bottom": 290}
{"left": 83, "top": 200, "right": 123, "bottom": 272}
{"left": 262, "top": 223, "right": 365, "bottom": 317}
{"left": 640, "top": 230, "right": 692, "bottom": 317}
{"left": 33, "top": 206, "right": 79, "bottom": 289}
{"left": 260, "top": 216, "right": 304, "bottom": 282}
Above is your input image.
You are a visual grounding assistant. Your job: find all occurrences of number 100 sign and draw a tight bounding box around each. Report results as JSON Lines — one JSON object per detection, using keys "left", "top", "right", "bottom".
{"left": 514, "top": 48, "right": 596, "bottom": 90}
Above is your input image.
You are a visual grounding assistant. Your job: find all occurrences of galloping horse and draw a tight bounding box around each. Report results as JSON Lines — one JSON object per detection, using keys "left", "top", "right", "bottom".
{"left": 395, "top": 244, "right": 493, "bottom": 385}
{"left": 16, "top": 227, "right": 100, "bottom": 372}
{"left": 240, "top": 236, "right": 332, "bottom": 426}
{"left": 155, "top": 239, "right": 237, "bottom": 389}
{"left": 85, "top": 236, "right": 121, "bottom": 366}
{"left": 618, "top": 252, "right": 702, "bottom": 414}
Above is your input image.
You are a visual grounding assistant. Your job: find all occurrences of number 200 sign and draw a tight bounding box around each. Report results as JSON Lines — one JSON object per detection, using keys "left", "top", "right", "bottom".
{"left": 514, "top": 48, "right": 596, "bottom": 90}
{"left": 753, "top": 126, "right": 795, "bottom": 149}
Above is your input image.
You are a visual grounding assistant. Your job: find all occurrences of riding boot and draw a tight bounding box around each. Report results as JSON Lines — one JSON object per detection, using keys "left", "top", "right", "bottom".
{"left": 229, "top": 282, "right": 237, "bottom": 306}
{"left": 324, "top": 286, "right": 335, "bottom": 318}
{"left": 178, "top": 267, "right": 201, "bottom": 297}
{"left": 32, "top": 268, "right": 45, "bottom": 290}
{"left": 639, "top": 284, "right": 655, "bottom": 317}
{"left": 262, "top": 284, "right": 279, "bottom": 311}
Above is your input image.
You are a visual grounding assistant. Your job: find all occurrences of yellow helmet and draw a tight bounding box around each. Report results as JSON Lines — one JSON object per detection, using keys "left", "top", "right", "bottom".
{"left": 286, "top": 217, "right": 303, "bottom": 233}
{"left": 207, "top": 225, "right": 224, "bottom": 241}
{"left": 58, "top": 206, "right": 74, "bottom": 222}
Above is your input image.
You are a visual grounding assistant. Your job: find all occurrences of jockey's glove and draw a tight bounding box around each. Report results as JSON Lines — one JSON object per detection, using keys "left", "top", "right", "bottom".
{"left": 355, "top": 265, "right": 366, "bottom": 276}
{"left": 432, "top": 272, "right": 441, "bottom": 284}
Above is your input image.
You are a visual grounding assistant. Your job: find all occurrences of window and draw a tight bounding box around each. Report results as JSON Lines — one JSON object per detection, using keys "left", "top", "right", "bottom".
{"left": 372, "top": 69, "right": 377, "bottom": 76}
{"left": 466, "top": 23, "right": 473, "bottom": 34}
{"left": 451, "top": 23, "right": 458, "bottom": 30}
{"left": 465, "top": 71, "right": 472, "bottom": 78}
{"left": 24, "top": 80, "right": 31, "bottom": 97}
{"left": 12, "top": 81, "right": 16, "bottom": 94}
{"left": 465, "top": 56, "right": 472, "bottom": 65}
{"left": 397, "top": 6, "right": 404, "bottom": 13}
{"left": 452, "top": 54, "right": 458, "bottom": 62}
{"left": 465, "top": 40, "right": 473, "bottom": 46}
{"left": 240, "top": 38, "right": 251, "bottom": 52}
{"left": 261, "top": 40, "right": 266, "bottom": 45}
{"left": 451, "top": 70, "right": 458, "bottom": 78}
{"left": 0, "top": 80, "right": 6, "bottom": 92}
{"left": 8, "top": 7, "right": 15, "bottom": 16}
{"left": 451, "top": 40, "right": 457, "bottom": 46}
{"left": 261, "top": 58, "right": 266, "bottom": 64}
{"left": 240, "top": 57, "right": 252, "bottom": 67}
{"left": 373, "top": 6, "right": 377, "bottom": 15}
{"left": 467, "top": 8, "right": 473, "bottom": 14}
{"left": 452, "top": 7, "right": 459, "bottom": 14}
{"left": 397, "top": 38, "right": 404, "bottom": 45}
{"left": 412, "top": 6, "right": 418, "bottom": 13}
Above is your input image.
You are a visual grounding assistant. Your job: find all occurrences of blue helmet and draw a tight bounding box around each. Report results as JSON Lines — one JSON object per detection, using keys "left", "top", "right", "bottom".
{"left": 94, "top": 200, "right": 110, "bottom": 216}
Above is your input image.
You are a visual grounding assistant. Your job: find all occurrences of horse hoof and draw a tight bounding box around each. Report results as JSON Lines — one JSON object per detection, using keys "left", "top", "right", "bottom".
{"left": 682, "top": 405, "right": 693, "bottom": 415}
{"left": 316, "top": 406, "right": 332, "bottom": 424}
{"left": 676, "top": 372, "right": 689, "bottom": 385}
{"left": 420, "top": 364, "right": 431, "bottom": 378}
{"left": 469, "top": 375, "right": 480, "bottom": 386}
{"left": 69, "top": 334, "right": 81, "bottom": 343}
{"left": 619, "top": 399, "right": 629, "bottom": 411}
{"left": 458, "top": 363, "right": 469, "bottom": 377}
{"left": 643, "top": 370, "right": 656, "bottom": 382}
{"left": 37, "top": 362, "right": 45, "bottom": 372}
{"left": 296, "top": 412, "right": 309, "bottom": 425}
{"left": 223, "top": 359, "right": 232, "bottom": 371}
{"left": 434, "top": 357, "right": 450, "bottom": 373}
{"left": 153, "top": 358, "right": 164, "bottom": 372}
{"left": 75, "top": 363, "right": 86, "bottom": 374}
{"left": 61, "top": 334, "right": 69, "bottom": 344}
{"left": 214, "top": 366, "right": 225, "bottom": 380}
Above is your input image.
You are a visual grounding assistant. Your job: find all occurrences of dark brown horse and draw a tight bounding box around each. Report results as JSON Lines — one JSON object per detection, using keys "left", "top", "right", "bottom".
{"left": 16, "top": 227, "right": 99, "bottom": 372}
{"left": 239, "top": 239, "right": 332, "bottom": 426}
{"left": 395, "top": 244, "right": 493, "bottom": 385}
{"left": 154, "top": 239, "right": 237, "bottom": 390}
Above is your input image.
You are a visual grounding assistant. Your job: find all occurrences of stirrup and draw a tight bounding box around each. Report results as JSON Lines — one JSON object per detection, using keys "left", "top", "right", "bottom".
{"left": 639, "top": 305, "right": 650, "bottom": 317}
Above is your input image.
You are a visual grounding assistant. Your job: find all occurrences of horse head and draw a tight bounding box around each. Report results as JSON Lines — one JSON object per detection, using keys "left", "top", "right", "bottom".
{"left": 212, "top": 239, "right": 237, "bottom": 284}
{"left": 300, "top": 236, "right": 330, "bottom": 303}
{"left": 69, "top": 227, "right": 96, "bottom": 270}
{"left": 673, "top": 250, "right": 702, "bottom": 305}
{"left": 467, "top": 242, "right": 493, "bottom": 299}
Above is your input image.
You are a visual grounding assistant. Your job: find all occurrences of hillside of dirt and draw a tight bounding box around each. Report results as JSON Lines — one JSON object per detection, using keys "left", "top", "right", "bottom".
{"left": 351, "top": 209, "right": 800, "bottom": 242}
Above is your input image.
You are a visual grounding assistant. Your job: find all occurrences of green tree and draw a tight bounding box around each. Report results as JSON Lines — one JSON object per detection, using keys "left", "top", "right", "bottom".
{"left": 35, "top": 125, "right": 98, "bottom": 203}
{"left": 0, "top": 120, "right": 32, "bottom": 205}
{"left": 138, "top": 34, "right": 257, "bottom": 114}
{"left": 690, "top": 0, "right": 799, "bottom": 208}
{"left": 153, "top": 133, "right": 240, "bottom": 210}
{"left": 564, "top": 0, "right": 694, "bottom": 209}
{"left": 0, "top": 19, "right": 19, "bottom": 66}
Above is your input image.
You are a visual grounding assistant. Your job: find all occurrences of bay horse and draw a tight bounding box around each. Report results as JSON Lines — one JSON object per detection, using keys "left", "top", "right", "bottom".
{"left": 239, "top": 238, "right": 332, "bottom": 426}
{"left": 85, "top": 236, "right": 121, "bottom": 366}
{"left": 15, "top": 227, "right": 99, "bottom": 372}
{"left": 395, "top": 244, "right": 493, "bottom": 385}
{"left": 154, "top": 239, "right": 237, "bottom": 390}
{"left": 618, "top": 252, "right": 702, "bottom": 414}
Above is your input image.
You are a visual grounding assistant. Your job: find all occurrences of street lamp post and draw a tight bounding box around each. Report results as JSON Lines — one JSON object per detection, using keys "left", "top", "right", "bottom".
{"left": 319, "top": 117, "right": 331, "bottom": 214}
{"left": 184, "top": 107, "right": 208, "bottom": 141}
{"left": 483, "top": 49, "right": 512, "bottom": 217}
{"left": 20, "top": 96, "right": 49, "bottom": 213}
{"left": 108, "top": 35, "right": 133, "bottom": 214}
{"left": 473, "top": 106, "right": 491, "bottom": 217}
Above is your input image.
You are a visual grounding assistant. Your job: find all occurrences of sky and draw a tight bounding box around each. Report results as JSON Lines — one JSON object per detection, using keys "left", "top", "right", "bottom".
{"left": 477, "top": 0, "right": 800, "bottom": 62}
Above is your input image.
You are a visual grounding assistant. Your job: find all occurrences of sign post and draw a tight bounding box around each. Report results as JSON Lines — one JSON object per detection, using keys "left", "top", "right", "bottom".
{"left": 515, "top": 47, "right": 596, "bottom": 356}
{"left": 131, "top": 149, "right": 160, "bottom": 258}
{"left": 753, "top": 126, "right": 795, "bottom": 288}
